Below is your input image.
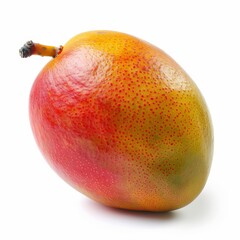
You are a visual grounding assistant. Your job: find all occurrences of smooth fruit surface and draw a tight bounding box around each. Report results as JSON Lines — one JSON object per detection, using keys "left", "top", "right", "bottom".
{"left": 30, "top": 30, "right": 213, "bottom": 211}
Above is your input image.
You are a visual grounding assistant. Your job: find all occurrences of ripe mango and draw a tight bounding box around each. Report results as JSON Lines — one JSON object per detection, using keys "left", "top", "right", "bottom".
{"left": 26, "top": 31, "right": 213, "bottom": 211}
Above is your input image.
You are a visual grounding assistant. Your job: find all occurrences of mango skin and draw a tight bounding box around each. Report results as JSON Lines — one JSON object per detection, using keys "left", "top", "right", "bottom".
{"left": 29, "top": 31, "right": 213, "bottom": 211}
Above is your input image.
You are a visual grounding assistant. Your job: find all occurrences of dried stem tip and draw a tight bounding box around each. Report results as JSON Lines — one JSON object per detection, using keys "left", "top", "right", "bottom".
{"left": 19, "top": 41, "right": 63, "bottom": 58}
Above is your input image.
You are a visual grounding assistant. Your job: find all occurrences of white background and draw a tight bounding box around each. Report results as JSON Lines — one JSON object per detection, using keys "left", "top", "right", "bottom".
{"left": 0, "top": 0, "right": 239, "bottom": 239}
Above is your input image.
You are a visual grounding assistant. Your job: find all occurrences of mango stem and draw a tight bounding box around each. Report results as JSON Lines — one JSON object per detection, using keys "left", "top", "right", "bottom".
{"left": 19, "top": 41, "right": 63, "bottom": 58}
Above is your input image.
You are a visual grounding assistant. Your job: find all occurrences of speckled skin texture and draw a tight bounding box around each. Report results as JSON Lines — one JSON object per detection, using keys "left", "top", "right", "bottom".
{"left": 30, "top": 31, "right": 213, "bottom": 211}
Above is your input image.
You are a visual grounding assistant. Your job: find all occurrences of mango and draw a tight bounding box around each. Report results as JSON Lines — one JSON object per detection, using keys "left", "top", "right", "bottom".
{"left": 21, "top": 30, "right": 213, "bottom": 211}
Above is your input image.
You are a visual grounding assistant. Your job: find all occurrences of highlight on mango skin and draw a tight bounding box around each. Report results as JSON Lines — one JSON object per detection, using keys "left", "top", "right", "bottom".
{"left": 19, "top": 30, "right": 213, "bottom": 212}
